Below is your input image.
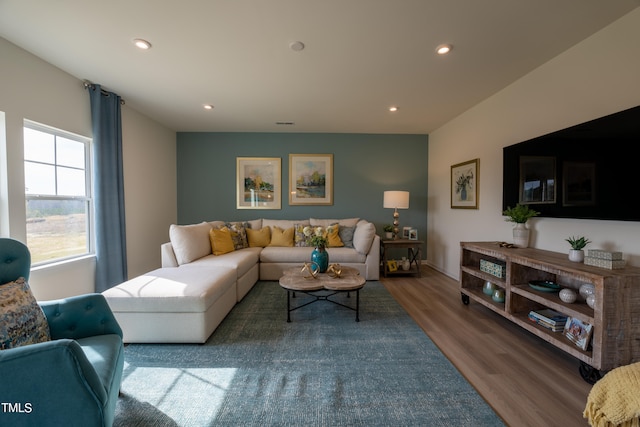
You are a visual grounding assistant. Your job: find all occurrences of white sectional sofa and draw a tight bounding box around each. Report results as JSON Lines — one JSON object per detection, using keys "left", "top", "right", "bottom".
{"left": 103, "top": 218, "right": 379, "bottom": 343}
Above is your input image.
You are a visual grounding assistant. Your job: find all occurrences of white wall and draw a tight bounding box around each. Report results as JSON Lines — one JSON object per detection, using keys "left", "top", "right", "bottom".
{"left": 0, "top": 37, "right": 177, "bottom": 299}
{"left": 427, "top": 9, "right": 640, "bottom": 280}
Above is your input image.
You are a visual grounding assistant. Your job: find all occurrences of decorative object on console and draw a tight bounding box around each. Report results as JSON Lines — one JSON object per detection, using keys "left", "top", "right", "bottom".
{"left": 492, "top": 288, "right": 505, "bottom": 303}
{"left": 401, "top": 257, "right": 410, "bottom": 271}
{"left": 564, "top": 317, "right": 593, "bottom": 351}
{"left": 587, "top": 294, "right": 596, "bottom": 309}
{"left": 559, "top": 288, "right": 577, "bottom": 303}
{"left": 383, "top": 190, "right": 410, "bottom": 239}
{"left": 480, "top": 259, "right": 506, "bottom": 279}
{"left": 408, "top": 228, "right": 418, "bottom": 240}
{"left": 402, "top": 227, "right": 411, "bottom": 239}
{"left": 236, "top": 157, "right": 282, "bottom": 210}
{"left": 483, "top": 281, "right": 497, "bottom": 295}
{"left": 584, "top": 249, "right": 626, "bottom": 269}
{"left": 579, "top": 283, "right": 595, "bottom": 300}
{"left": 565, "top": 236, "right": 591, "bottom": 262}
{"left": 289, "top": 154, "right": 333, "bottom": 206}
{"left": 502, "top": 204, "right": 540, "bottom": 248}
{"left": 451, "top": 158, "right": 479, "bottom": 209}
{"left": 383, "top": 224, "right": 394, "bottom": 240}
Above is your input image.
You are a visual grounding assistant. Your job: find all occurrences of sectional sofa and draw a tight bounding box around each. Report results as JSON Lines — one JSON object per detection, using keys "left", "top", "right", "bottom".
{"left": 103, "top": 218, "right": 379, "bottom": 343}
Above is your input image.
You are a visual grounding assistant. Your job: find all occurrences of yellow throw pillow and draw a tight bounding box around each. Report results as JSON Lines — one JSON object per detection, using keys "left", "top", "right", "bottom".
{"left": 326, "top": 224, "right": 344, "bottom": 247}
{"left": 246, "top": 226, "right": 271, "bottom": 247}
{"left": 209, "top": 227, "right": 235, "bottom": 255}
{"left": 269, "top": 226, "right": 294, "bottom": 247}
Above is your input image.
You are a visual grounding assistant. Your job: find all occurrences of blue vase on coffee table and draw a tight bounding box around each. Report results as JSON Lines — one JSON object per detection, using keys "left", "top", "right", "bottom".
{"left": 311, "top": 246, "right": 329, "bottom": 273}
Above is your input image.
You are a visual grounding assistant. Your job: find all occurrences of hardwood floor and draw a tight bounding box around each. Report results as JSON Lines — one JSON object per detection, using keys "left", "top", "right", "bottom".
{"left": 381, "top": 266, "right": 593, "bottom": 427}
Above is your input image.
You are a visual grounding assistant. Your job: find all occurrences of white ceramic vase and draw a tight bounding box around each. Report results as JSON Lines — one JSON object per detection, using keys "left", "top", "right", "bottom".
{"left": 569, "top": 249, "right": 585, "bottom": 263}
{"left": 512, "top": 223, "right": 530, "bottom": 248}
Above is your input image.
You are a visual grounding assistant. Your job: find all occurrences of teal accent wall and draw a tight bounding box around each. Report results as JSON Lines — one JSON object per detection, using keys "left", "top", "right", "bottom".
{"left": 176, "top": 132, "right": 428, "bottom": 248}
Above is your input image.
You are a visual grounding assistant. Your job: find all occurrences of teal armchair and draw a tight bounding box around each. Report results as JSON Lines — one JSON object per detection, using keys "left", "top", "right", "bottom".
{"left": 0, "top": 238, "right": 124, "bottom": 427}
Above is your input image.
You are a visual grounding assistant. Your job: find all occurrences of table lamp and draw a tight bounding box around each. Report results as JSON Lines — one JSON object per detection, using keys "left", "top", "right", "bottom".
{"left": 383, "top": 191, "right": 410, "bottom": 239}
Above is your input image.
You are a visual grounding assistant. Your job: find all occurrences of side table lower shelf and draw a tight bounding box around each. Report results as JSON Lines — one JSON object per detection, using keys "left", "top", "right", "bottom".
{"left": 380, "top": 239, "right": 423, "bottom": 277}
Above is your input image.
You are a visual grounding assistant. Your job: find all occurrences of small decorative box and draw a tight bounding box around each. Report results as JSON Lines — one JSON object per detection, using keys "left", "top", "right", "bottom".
{"left": 587, "top": 250, "right": 623, "bottom": 260}
{"left": 584, "top": 256, "right": 626, "bottom": 269}
{"left": 480, "top": 259, "right": 506, "bottom": 278}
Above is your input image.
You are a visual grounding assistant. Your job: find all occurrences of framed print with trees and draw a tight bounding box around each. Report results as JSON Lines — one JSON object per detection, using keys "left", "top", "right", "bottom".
{"left": 289, "top": 154, "right": 333, "bottom": 205}
{"left": 236, "top": 157, "right": 281, "bottom": 209}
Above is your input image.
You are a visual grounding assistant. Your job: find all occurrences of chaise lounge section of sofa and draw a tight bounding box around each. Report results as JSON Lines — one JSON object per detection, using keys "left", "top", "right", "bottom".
{"left": 103, "top": 218, "right": 379, "bottom": 343}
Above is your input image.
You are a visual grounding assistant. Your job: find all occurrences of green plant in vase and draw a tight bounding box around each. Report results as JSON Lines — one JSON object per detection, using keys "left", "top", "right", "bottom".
{"left": 383, "top": 224, "right": 394, "bottom": 239}
{"left": 502, "top": 204, "right": 540, "bottom": 248}
{"left": 565, "top": 236, "right": 591, "bottom": 262}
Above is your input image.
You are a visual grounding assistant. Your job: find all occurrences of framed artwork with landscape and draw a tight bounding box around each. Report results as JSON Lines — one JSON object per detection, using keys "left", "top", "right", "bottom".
{"left": 451, "top": 158, "right": 479, "bottom": 209}
{"left": 236, "top": 157, "right": 281, "bottom": 209}
{"left": 289, "top": 154, "right": 333, "bottom": 205}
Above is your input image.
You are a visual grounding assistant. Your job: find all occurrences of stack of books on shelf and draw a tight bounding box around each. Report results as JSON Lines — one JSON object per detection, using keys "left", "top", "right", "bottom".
{"left": 528, "top": 308, "right": 568, "bottom": 332}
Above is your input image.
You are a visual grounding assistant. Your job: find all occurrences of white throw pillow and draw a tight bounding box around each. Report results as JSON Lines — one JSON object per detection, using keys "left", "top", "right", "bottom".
{"left": 352, "top": 220, "right": 376, "bottom": 254}
{"left": 169, "top": 222, "right": 212, "bottom": 265}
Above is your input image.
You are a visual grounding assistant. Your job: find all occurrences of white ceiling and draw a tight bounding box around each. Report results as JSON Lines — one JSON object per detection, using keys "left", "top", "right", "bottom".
{"left": 1, "top": 1, "right": 638, "bottom": 134}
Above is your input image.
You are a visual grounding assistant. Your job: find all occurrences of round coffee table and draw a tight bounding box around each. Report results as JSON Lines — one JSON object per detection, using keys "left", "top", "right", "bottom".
{"left": 279, "top": 266, "right": 365, "bottom": 322}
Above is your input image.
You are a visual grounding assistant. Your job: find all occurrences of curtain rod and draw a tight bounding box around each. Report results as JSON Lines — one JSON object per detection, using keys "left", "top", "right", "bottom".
{"left": 83, "top": 80, "right": 125, "bottom": 105}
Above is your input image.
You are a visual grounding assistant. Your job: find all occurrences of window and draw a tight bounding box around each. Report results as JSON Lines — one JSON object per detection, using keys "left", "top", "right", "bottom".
{"left": 24, "top": 121, "right": 93, "bottom": 265}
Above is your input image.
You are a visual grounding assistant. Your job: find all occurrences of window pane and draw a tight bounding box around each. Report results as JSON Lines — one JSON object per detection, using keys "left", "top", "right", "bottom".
{"left": 26, "top": 199, "right": 88, "bottom": 264}
{"left": 57, "top": 137, "right": 85, "bottom": 169}
{"left": 24, "top": 127, "right": 55, "bottom": 163}
{"left": 24, "top": 162, "right": 55, "bottom": 194}
{"left": 57, "top": 166, "right": 85, "bottom": 196}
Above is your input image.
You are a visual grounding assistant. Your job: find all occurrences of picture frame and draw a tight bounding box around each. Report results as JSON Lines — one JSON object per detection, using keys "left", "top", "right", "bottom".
{"left": 289, "top": 154, "right": 333, "bottom": 205}
{"left": 563, "top": 316, "right": 593, "bottom": 351}
{"left": 402, "top": 227, "right": 411, "bottom": 239}
{"left": 236, "top": 157, "right": 281, "bottom": 209}
{"left": 387, "top": 260, "right": 398, "bottom": 272}
{"left": 451, "top": 158, "right": 479, "bottom": 209}
{"left": 408, "top": 228, "right": 418, "bottom": 240}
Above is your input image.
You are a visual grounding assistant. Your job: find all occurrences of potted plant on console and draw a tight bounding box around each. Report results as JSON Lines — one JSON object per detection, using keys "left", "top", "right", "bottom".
{"left": 565, "top": 236, "right": 591, "bottom": 262}
{"left": 383, "top": 224, "right": 394, "bottom": 240}
{"left": 502, "top": 204, "right": 540, "bottom": 248}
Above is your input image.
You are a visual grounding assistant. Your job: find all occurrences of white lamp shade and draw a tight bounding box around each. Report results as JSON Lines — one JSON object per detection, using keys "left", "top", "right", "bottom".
{"left": 383, "top": 191, "right": 410, "bottom": 209}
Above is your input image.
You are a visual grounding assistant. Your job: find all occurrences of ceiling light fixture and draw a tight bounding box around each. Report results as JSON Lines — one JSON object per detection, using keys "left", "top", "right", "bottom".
{"left": 389, "top": 106, "right": 398, "bottom": 112}
{"left": 133, "top": 38, "right": 152, "bottom": 50}
{"left": 436, "top": 44, "right": 452, "bottom": 55}
{"left": 289, "top": 41, "right": 305, "bottom": 52}
{"left": 203, "top": 104, "right": 214, "bottom": 110}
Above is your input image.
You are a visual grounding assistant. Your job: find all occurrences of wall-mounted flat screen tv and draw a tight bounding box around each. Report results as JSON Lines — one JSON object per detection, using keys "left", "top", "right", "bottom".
{"left": 503, "top": 105, "right": 640, "bottom": 221}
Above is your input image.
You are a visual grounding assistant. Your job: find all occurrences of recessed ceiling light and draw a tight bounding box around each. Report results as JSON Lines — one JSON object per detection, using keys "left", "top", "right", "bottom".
{"left": 389, "top": 106, "right": 398, "bottom": 112}
{"left": 436, "top": 44, "right": 452, "bottom": 55}
{"left": 133, "top": 38, "right": 152, "bottom": 50}
{"left": 203, "top": 104, "right": 214, "bottom": 110}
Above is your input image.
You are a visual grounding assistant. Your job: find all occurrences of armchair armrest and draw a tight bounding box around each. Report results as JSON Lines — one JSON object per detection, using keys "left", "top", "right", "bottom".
{"left": 0, "top": 339, "right": 107, "bottom": 408}
{"left": 40, "top": 293, "right": 123, "bottom": 340}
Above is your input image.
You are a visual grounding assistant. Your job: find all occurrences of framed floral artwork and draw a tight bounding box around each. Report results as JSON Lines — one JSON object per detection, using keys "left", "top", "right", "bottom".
{"left": 289, "top": 154, "right": 333, "bottom": 205}
{"left": 236, "top": 157, "right": 281, "bottom": 209}
{"left": 451, "top": 158, "right": 479, "bottom": 209}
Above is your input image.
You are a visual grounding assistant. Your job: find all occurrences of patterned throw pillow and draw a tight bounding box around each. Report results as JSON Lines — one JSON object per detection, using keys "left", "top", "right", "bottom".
{"left": 0, "top": 278, "right": 51, "bottom": 350}
{"left": 225, "top": 221, "right": 249, "bottom": 250}
{"left": 294, "top": 224, "right": 310, "bottom": 247}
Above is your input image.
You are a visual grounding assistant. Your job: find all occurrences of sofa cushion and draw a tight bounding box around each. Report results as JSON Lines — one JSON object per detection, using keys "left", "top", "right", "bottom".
{"left": 269, "top": 226, "right": 294, "bottom": 247}
{"left": 103, "top": 267, "right": 236, "bottom": 313}
{"left": 262, "top": 219, "right": 308, "bottom": 231}
{"left": 260, "top": 247, "right": 366, "bottom": 263}
{"left": 247, "top": 226, "right": 271, "bottom": 247}
{"left": 209, "top": 227, "right": 235, "bottom": 255}
{"left": 310, "top": 218, "right": 359, "bottom": 228}
{"left": 0, "top": 278, "right": 51, "bottom": 349}
{"left": 169, "top": 222, "right": 212, "bottom": 265}
{"left": 187, "top": 248, "right": 261, "bottom": 278}
{"left": 353, "top": 220, "right": 376, "bottom": 254}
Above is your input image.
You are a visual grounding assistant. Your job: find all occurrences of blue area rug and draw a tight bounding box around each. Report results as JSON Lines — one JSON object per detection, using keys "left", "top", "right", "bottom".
{"left": 114, "top": 281, "right": 504, "bottom": 426}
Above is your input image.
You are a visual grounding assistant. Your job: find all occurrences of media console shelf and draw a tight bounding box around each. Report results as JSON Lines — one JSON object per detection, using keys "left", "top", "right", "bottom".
{"left": 460, "top": 242, "right": 640, "bottom": 383}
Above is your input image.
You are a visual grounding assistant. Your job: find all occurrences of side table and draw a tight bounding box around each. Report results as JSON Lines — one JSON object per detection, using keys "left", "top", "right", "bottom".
{"left": 380, "top": 239, "right": 423, "bottom": 277}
